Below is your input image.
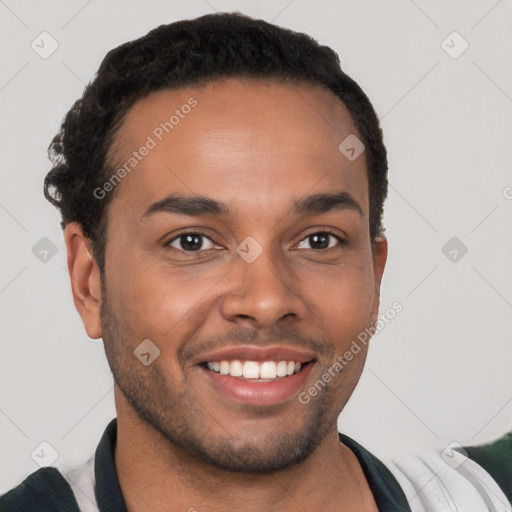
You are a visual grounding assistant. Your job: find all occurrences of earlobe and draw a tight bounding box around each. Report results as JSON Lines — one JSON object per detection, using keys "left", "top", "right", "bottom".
{"left": 370, "top": 235, "right": 388, "bottom": 326}
{"left": 373, "top": 235, "right": 388, "bottom": 290}
{"left": 64, "top": 223, "right": 103, "bottom": 339}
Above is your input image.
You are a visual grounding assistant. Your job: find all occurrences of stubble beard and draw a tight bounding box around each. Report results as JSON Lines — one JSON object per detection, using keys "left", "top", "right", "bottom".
{"left": 99, "top": 283, "right": 346, "bottom": 475}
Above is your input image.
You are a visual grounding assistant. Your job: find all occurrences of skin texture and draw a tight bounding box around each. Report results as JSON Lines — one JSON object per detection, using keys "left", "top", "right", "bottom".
{"left": 65, "top": 77, "right": 387, "bottom": 511}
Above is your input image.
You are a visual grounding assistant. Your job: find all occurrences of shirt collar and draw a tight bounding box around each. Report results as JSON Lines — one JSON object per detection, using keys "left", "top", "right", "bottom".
{"left": 338, "top": 432, "right": 412, "bottom": 511}
{"left": 94, "top": 418, "right": 127, "bottom": 512}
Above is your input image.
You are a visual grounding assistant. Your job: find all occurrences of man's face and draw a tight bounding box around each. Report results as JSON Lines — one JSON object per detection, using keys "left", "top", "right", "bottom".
{"left": 97, "top": 78, "right": 386, "bottom": 473}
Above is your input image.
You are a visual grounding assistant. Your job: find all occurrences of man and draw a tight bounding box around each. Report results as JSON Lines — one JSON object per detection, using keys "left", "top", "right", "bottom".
{"left": 1, "top": 12, "right": 509, "bottom": 512}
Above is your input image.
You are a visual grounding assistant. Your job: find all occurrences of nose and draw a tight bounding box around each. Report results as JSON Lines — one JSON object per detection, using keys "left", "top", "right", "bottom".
{"left": 220, "top": 244, "right": 305, "bottom": 328}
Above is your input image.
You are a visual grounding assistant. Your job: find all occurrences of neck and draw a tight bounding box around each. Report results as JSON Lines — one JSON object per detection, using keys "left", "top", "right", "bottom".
{"left": 114, "top": 389, "right": 377, "bottom": 512}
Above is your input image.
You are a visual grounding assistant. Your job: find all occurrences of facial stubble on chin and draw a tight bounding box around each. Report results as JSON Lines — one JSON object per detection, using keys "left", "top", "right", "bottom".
{"left": 98, "top": 282, "right": 347, "bottom": 475}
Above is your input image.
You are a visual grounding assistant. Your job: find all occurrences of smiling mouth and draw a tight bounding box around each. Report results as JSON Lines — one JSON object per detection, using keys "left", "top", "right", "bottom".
{"left": 202, "top": 359, "right": 312, "bottom": 381}
{"left": 198, "top": 354, "right": 317, "bottom": 406}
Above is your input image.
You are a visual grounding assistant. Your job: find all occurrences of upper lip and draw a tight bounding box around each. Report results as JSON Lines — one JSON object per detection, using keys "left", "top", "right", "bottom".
{"left": 193, "top": 345, "right": 317, "bottom": 365}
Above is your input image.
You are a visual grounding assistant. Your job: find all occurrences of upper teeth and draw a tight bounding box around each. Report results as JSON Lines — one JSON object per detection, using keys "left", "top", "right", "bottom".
{"left": 206, "top": 360, "right": 302, "bottom": 379}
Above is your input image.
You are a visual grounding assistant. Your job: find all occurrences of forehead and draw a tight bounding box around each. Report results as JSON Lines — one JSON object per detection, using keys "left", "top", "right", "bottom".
{"left": 107, "top": 77, "right": 368, "bottom": 221}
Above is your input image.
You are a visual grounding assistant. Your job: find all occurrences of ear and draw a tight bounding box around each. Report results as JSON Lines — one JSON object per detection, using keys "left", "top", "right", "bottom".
{"left": 64, "top": 222, "right": 103, "bottom": 339}
{"left": 370, "top": 235, "right": 388, "bottom": 326}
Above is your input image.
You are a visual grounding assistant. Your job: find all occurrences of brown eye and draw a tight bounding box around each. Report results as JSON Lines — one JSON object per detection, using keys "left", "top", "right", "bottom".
{"left": 297, "top": 231, "right": 343, "bottom": 250}
{"left": 168, "top": 233, "right": 215, "bottom": 252}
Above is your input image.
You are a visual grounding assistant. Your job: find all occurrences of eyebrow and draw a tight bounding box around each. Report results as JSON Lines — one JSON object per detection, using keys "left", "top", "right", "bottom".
{"left": 143, "top": 191, "right": 362, "bottom": 219}
{"left": 295, "top": 191, "right": 362, "bottom": 216}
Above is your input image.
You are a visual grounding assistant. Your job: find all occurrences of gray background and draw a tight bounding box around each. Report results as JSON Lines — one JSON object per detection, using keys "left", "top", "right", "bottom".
{"left": 1, "top": 0, "right": 511, "bottom": 492}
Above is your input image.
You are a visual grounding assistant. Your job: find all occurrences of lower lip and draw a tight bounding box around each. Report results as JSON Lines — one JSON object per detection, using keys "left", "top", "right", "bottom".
{"left": 199, "top": 362, "right": 315, "bottom": 406}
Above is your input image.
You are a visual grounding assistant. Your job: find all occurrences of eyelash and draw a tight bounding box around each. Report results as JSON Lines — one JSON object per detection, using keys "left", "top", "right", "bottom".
{"left": 166, "top": 229, "right": 346, "bottom": 253}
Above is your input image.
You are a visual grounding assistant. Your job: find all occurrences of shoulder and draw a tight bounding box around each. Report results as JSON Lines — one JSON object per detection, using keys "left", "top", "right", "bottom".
{"left": 381, "top": 445, "right": 512, "bottom": 512}
{"left": 0, "top": 466, "right": 81, "bottom": 512}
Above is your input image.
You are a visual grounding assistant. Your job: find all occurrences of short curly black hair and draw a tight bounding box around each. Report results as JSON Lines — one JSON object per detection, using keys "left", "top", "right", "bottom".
{"left": 44, "top": 11, "right": 387, "bottom": 276}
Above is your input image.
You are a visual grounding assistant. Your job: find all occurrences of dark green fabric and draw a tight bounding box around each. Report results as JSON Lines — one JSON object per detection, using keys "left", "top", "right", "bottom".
{"left": 339, "top": 433, "right": 412, "bottom": 511}
{"left": 0, "top": 466, "right": 80, "bottom": 512}
{"left": 94, "top": 418, "right": 127, "bottom": 512}
{"left": 464, "top": 432, "right": 512, "bottom": 505}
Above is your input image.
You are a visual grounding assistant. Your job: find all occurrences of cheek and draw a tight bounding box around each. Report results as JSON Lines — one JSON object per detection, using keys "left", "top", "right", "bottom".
{"left": 303, "top": 258, "right": 376, "bottom": 328}
{"left": 110, "top": 259, "right": 222, "bottom": 341}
